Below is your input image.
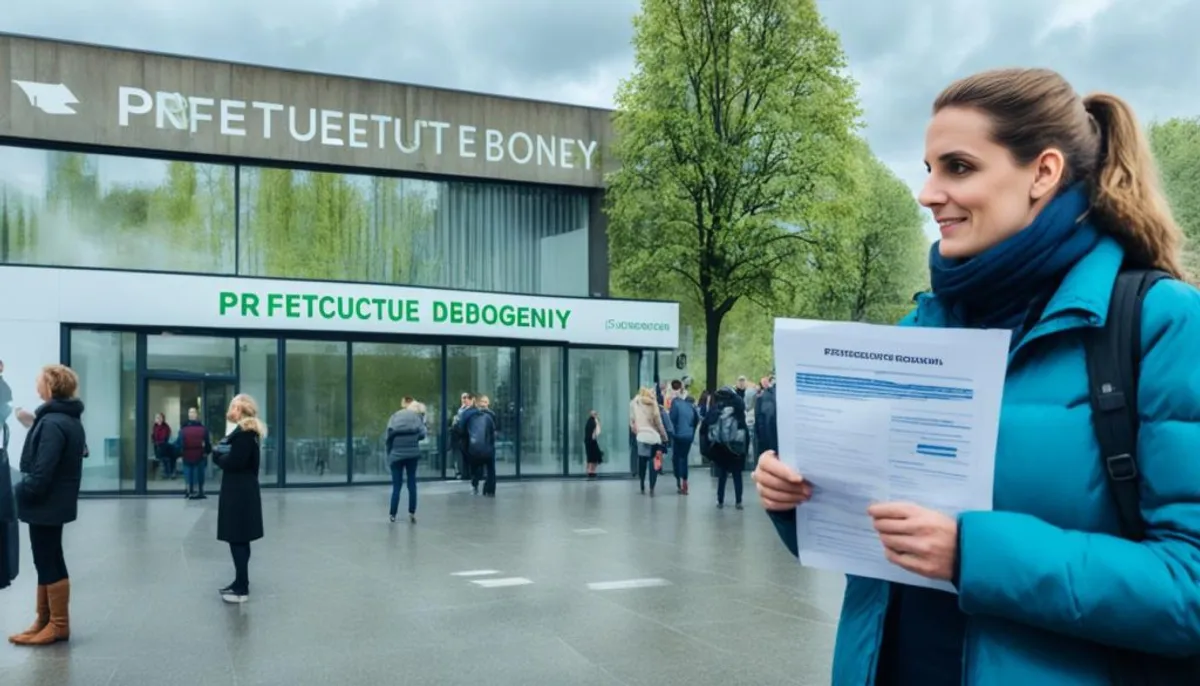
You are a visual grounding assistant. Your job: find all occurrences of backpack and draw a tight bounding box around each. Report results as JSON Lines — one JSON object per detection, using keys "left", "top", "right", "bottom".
{"left": 465, "top": 411, "right": 493, "bottom": 461}
{"left": 706, "top": 405, "right": 747, "bottom": 457}
{"left": 1084, "top": 269, "right": 1200, "bottom": 682}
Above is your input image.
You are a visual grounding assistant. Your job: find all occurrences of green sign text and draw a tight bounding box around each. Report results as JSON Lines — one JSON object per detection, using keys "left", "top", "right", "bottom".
{"left": 218, "top": 291, "right": 572, "bottom": 331}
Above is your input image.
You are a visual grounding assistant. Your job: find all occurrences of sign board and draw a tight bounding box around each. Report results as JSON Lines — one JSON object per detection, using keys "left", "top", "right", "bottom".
{"left": 0, "top": 34, "right": 613, "bottom": 188}
{"left": 0, "top": 266, "right": 678, "bottom": 349}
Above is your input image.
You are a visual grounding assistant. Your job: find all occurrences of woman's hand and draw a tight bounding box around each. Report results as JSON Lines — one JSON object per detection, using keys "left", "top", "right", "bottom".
{"left": 752, "top": 450, "right": 813, "bottom": 511}
{"left": 868, "top": 502, "right": 959, "bottom": 581}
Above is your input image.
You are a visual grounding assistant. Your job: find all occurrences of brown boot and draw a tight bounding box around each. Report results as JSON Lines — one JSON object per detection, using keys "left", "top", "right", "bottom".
{"left": 7, "top": 585, "right": 49, "bottom": 644}
{"left": 14, "top": 579, "right": 69, "bottom": 646}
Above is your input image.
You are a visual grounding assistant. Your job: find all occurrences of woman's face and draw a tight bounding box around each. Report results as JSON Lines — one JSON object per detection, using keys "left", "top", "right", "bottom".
{"left": 226, "top": 403, "right": 239, "bottom": 424}
{"left": 155, "top": 413, "right": 164, "bottom": 424}
{"left": 919, "top": 106, "right": 1059, "bottom": 259}
{"left": 36, "top": 375, "right": 50, "bottom": 402}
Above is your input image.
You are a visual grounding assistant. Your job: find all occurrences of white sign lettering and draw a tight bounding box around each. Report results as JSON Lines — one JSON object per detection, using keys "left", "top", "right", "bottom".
{"left": 116, "top": 86, "right": 601, "bottom": 171}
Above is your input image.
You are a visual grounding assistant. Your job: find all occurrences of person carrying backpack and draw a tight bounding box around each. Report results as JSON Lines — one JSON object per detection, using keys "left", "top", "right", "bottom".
{"left": 754, "top": 68, "right": 1200, "bottom": 685}
{"left": 459, "top": 395, "right": 497, "bottom": 497}
{"left": 174, "top": 408, "right": 212, "bottom": 500}
{"left": 701, "top": 386, "right": 748, "bottom": 510}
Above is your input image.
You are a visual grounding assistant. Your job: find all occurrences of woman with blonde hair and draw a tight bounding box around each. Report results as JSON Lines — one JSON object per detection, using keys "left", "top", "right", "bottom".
{"left": 213, "top": 393, "right": 266, "bottom": 604}
{"left": 755, "top": 67, "right": 1200, "bottom": 684}
{"left": 629, "top": 386, "right": 667, "bottom": 496}
{"left": 385, "top": 398, "right": 427, "bottom": 523}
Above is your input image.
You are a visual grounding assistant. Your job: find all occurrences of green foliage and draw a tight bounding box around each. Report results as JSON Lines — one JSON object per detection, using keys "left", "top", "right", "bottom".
{"left": 1148, "top": 117, "right": 1200, "bottom": 278}
{"left": 608, "top": 0, "right": 861, "bottom": 390}
{"left": 671, "top": 139, "right": 929, "bottom": 385}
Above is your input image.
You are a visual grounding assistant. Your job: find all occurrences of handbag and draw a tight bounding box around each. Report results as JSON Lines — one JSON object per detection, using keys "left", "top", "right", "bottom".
{"left": 653, "top": 450, "right": 663, "bottom": 472}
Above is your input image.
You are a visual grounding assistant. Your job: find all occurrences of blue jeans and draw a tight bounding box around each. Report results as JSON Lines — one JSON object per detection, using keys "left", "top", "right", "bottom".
{"left": 672, "top": 438, "right": 692, "bottom": 483}
{"left": 183, "top": 459, "right": 206, "bottom": 493}
{"left": 390, "top": 459, "right": 418, "bottom": 516}
{"left": 716, "top": 463, "right": 744, "bottom": 505}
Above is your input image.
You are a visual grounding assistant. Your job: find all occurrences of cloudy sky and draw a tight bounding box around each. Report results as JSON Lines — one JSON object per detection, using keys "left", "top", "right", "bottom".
{"left": 4, "top": 0, "right": 1198, "bottom": 236}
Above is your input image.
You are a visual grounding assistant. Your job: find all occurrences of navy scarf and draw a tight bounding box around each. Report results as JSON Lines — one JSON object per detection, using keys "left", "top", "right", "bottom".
{"left": 928, "top": 184, "right": 1101, "bottom": 331}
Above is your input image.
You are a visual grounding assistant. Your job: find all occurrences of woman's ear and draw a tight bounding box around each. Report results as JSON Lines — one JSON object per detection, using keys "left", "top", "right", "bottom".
{"left": 1030, "top": 148, "right": 1066, "bottom": 202}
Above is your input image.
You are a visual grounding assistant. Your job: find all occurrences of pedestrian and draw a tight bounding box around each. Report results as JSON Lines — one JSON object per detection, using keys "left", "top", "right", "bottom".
{"left": 8, "top": 364, "right": 86, "bottom": 646}
{"left": 213, "top": 393, "right": 266, "bottom": 604}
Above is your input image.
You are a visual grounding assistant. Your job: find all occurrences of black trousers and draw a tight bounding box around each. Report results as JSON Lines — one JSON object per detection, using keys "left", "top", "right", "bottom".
{"left": 229, "top": 542, "right": 251, "bottom": 595}
{"left": 29, "top": 524, "right": 68, "bottom": 586}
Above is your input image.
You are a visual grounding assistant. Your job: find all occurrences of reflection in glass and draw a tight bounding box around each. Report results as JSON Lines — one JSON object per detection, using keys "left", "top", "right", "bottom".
{"left": 519, "top": 347, "right": 563, "bottom": 475}
{"left": 69, "top": 329, "right": 137, "bottom": 492}
{"left": 238, "top": 339, "right": 279, "bottom": 481}
{"left": 284, "top": 340, "right": 348, "bottom": 484}
{"left": 351, "top": 342, "right": 442, "bottom": 481}
{"left": 146, "top": 334, "right": 236, "bottom": 375}
{"left": 569, "top": 349, "right": 639, "bottom": 475}
{"left": 0, "top": 146, "right": 236, "bottom": 273}
{"left": 446, "top": 346, "right": 517, "bottom": 477}
{"left": 237, "top": 166, "right": 588, "bottom": 295}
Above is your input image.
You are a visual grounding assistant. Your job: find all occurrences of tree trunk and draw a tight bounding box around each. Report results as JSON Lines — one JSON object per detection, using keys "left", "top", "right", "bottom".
{"left": 704, "top": 304, "right": 724, "bottom": 393}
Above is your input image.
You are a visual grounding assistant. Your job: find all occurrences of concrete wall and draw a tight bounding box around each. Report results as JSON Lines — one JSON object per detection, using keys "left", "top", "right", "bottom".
{"left": 0, "top": 34, "right": 615, "bottom": 188}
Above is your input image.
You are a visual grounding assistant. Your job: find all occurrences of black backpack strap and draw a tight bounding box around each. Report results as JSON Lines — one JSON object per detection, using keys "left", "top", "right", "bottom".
{"left": 1083, "top": 268, "right": 1170, "bottom": 542}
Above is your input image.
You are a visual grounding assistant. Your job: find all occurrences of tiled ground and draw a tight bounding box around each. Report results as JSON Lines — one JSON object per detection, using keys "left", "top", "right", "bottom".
{"left": 0, "top": 476, "right": 844, "bottom": 685}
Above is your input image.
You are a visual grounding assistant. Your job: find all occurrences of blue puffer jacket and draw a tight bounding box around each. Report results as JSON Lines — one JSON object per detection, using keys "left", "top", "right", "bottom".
{"left": 772, "top": 237, "right": 1200, "bottom": 685}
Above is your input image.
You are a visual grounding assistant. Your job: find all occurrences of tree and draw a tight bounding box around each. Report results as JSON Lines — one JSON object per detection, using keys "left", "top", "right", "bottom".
{"left": 1148, "top": 117, "right": 1200, "bottom": 278}
{"left": 608, "top": 0, "right": 860, "bottom": 390}
{"left": 799, "top": 144, "right": 928, "bottom": 324}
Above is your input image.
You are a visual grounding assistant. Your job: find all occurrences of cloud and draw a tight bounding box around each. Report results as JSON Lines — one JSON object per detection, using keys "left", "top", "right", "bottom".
{"left": 4, "top": 0, "right": 1198, "bottom": 239}
{"left": 817, "top": 0, "right": 1200, "bottom": 234}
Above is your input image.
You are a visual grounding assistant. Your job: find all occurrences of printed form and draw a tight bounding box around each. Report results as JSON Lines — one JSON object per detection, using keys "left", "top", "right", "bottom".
{"left": 773, "top": 319, "right": 1010, "bottom": 592}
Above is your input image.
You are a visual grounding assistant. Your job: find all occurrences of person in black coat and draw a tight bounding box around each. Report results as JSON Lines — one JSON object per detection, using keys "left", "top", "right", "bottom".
{"left": 1, "top": 422, "right": 18, "bottom": 591}
{"left": 8, "top": 364, "right": 86, "bottom": 647}
{"left": 700, "top": 386, "right": 749, "bottom": 510}
{"left": 212, "top": 393, "right": 265, "bottom": 604}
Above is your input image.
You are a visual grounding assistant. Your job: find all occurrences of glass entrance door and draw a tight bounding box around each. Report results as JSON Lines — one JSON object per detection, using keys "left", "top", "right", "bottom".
{"left": 146, "top": 377, "right": 236, "bottom": 492}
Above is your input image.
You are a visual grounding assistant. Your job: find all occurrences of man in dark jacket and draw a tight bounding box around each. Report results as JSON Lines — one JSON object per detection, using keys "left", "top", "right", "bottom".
{"left": 175, "top": 408, "right": 212, "bottom": 500}
{"left": 701, "top": 386, "right": 749, "bottom": 510}
{"left": 668, "top": 392, "right": 700, "bottom": 495}
{"left": 458, "top": 395, "right": 497, "bottom": 497}
{"left": 754, "top": 377, "right": 778, "bottom": 462}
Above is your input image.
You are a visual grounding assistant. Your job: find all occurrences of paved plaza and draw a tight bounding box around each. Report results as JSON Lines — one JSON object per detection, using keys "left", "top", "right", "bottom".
{"left": 0, "top": 477, "right": 843, "bottom": 685}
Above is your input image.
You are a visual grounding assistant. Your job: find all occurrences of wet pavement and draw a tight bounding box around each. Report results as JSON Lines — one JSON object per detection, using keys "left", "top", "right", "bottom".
{"left": 0, "top": 476, "right": 842, "bottom": 685}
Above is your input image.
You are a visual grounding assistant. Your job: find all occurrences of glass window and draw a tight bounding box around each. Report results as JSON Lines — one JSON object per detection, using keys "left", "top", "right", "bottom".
{"left": 0, "top": 146, "right": 235, "bottom": 273}
{"left": 284, "top": 340, "right": 348, "bottom": 484}
{"left": 238, "top": 166, "right": 588, "bottom": 295}
{"left": 146, "top": 334, "right": 236, "bottom": 375}
{"left": 569, "top": 349, "right": 640, "bottom": 475}
{"left": 70, "top": 329, "right": 138, "bottom": 492}
{"left": 446, "top": 346, "right": 517, "bottom": 478}
{"left": 518, "top": 347, "right": 563, "bottom": 476}
{"left": 238, "top": 338, "right": 280, "bottom": 482}
{"left": 350, "top": 342, "right": 442, "bottom": 482}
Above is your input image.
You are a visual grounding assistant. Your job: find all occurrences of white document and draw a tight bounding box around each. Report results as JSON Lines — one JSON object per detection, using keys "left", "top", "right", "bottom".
{"left": 773, "top": 318, "right": 1010, "bottom": 593}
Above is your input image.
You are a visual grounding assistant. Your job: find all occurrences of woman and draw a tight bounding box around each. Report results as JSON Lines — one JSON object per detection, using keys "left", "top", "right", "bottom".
{"left": 151, "top": 412, "right": 173, "bottom": 480}
{"left": 213, "top": 393, "right": 265, "bottom": 604}
{"left": 629, "top": 387, "right": 667, "bottom": 496}
{"left": 386, "top": 399, "right": 426, "bottom": 523}
{"left": 754, "top": 68, "right": 1200, "bottom": 685}
{"left": 584, "top": 410, "right": 603, "bottom": 478}
{"left": 8, "top": 364, "right": 86, "bottom": 646}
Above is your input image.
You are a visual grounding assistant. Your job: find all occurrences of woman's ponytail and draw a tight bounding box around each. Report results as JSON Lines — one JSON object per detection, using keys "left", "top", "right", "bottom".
{"left": 1084, "top": 92, "right": 1188, "bottom": 279}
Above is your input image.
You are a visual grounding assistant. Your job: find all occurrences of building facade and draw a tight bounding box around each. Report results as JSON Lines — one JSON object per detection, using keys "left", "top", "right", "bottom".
{"left": 0, "top": 34, "right": 679, "bottom": 495}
